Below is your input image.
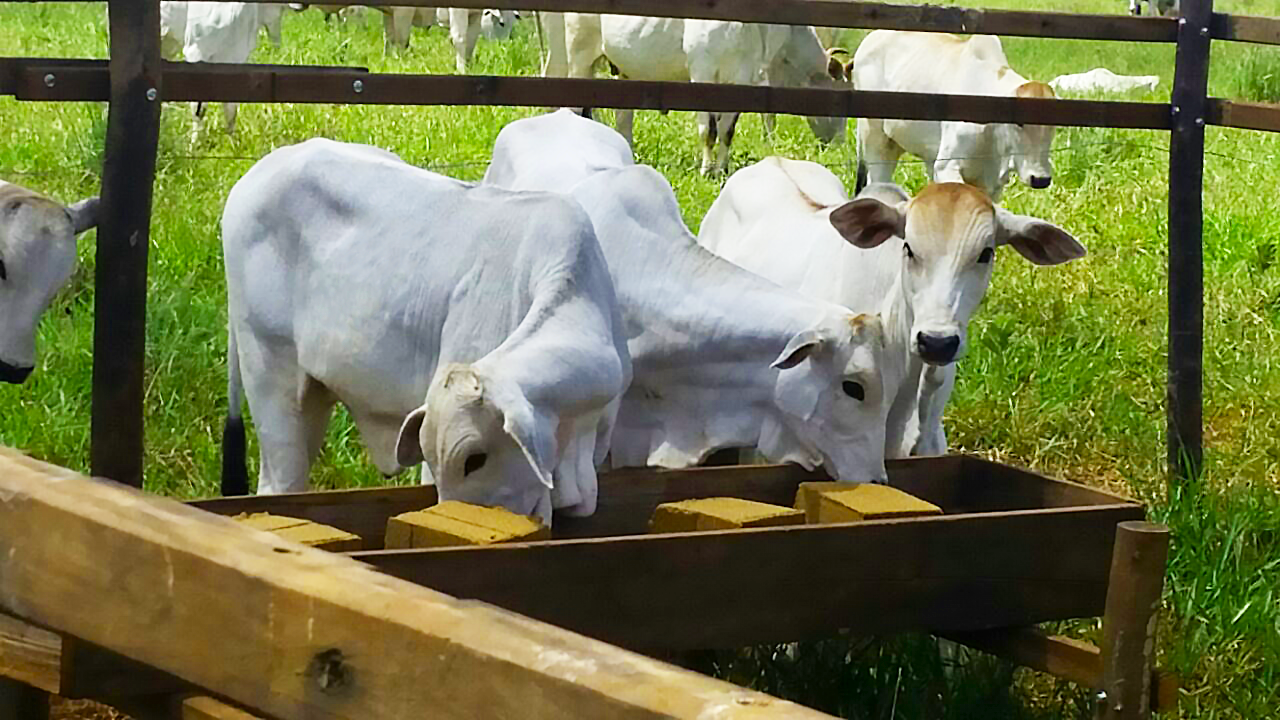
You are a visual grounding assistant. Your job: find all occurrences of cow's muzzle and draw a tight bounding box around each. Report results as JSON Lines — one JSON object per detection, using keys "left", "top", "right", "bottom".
{"left": 916, "top": 332, "right": 960, "bottom": 365}
{"left": 0, "top": 359, "right": 34, "bottom": 384}
{"left": 1029, "top": 175, "right": 1052, "bottom": 190}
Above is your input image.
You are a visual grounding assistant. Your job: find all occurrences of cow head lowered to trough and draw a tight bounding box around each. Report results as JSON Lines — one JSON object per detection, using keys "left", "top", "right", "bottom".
{"left": 829, "top": 182, "right": 1084, "bottom": 366}
{"left": 0, "top": 181, "right": 99, "bottom": 384}
{"left": 768, "top": 312, "right": 894, "bottom": 484}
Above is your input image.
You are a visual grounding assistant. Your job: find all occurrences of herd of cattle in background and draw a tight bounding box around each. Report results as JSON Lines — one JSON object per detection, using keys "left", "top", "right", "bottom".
{"left": 16, "top": 0, "right": 1212, "bottom": 522}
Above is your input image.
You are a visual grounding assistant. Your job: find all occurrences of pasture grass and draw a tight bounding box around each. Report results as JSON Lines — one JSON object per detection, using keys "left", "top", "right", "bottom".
{"left": 2, "top": 1, "right": 1279, "bottom": 717}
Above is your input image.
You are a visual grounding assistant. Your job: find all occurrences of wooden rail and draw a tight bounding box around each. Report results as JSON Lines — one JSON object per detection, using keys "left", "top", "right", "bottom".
{"left": 0, "top": 448, "right": 832, "bottom": 720}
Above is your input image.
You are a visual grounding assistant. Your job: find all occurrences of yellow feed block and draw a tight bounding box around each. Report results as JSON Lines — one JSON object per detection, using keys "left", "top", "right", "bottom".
{"left": 793, "top": 482, "right": 942, "bottom": 523}
{"left": 385, "top": 501, "right": 549, "bottom": 548}
{"left": 649, "top": 497, "right": 805, "bottom": 533}
{"left": 233, "top": 512, "right": 363, "bottom": 551}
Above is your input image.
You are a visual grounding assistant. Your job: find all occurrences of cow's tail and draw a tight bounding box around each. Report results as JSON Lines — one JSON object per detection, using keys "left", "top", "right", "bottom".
{"left": 221, "top": 323, "right": 250, "bottom": 496}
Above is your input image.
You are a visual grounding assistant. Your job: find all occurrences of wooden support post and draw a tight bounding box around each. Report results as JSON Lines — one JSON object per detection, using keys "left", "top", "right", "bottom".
{"left": 92, "top": 0, "right": 163, "bottom": 487}
{"left": 1167, "top": 0, "right": 1213, "bottom": 489}
{"left": 0, "top": 678, "right": 49, "bottom": 720}
{"left": 1097, "top": 522, "right": 1170, "bottom": 720}
{"left": 0, "top": 449, "right": 832, "bottom": 720}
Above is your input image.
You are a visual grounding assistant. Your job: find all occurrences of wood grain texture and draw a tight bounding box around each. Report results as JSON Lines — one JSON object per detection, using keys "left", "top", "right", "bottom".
{"left": 942, "top": 627, "right": 1102, "bottom": 690}
{"left": 355, "top": 503, "right": 1145, "bottom": 652}
{"left": 0, "top": 612, "right": 59, "bottom": 694}
{"left": 1098, "top": 522, "right": 1171, "bottom": 720}
{"left": 1210, "top": 11, "right": 1280, "bottom": 45}
{"left": 0, "top": 447, "right": 833, "bottom": 720}
{"left": 182, "top": 695, "right": 267, "bottom": 720}
{"left": 1208, "top": 98, "right": 1280, "bottom": 132}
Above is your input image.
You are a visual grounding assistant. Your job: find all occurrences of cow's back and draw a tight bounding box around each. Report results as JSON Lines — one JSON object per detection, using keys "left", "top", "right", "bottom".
{"left": 485, "top": 109, "right": 633, "bottom": 191}
{"left": 853, "top": 31, "right": 1012, "bottom": 95}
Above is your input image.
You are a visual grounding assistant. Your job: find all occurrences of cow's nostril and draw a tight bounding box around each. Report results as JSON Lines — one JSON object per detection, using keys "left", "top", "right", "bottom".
{"left": 1030, "top": 176, "right": 1051, "bottom": 189}
{"left": 916, "top": 334, "right": 960, "bottom": 364}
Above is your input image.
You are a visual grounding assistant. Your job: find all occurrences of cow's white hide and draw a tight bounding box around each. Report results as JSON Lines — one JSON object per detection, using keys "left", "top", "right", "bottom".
{"left": 0, "top": 181, "right": 99, "bottom": 384}
{"left": 1049, "top": 68, "right": 1160, "bottom": 96}
{"left": 485, "top": 111, "right": 895, "bottom": 482}
{"left": 852, "top": 31, "right": 1056, "bottom": 201}
{"left": 698, "top": 157, "right": 1084, "bottom": 456}
{"left": 220, "top": 138, "right": 631, "bottom": 523}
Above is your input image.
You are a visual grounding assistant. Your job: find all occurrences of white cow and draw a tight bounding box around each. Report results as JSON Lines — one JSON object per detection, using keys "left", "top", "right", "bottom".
{"left": 433, "top": 8, "right": 518, "bottom": 71}
{"left": 1049, "top": 68, "right": 1160, "bottom": 96}
{"left": 549, "top": 14, "right": 850, "bottom": 176}
{"left": 0, "top": 181, "right": 98, "bottom": 384}
{"left": 853, "top": 31, "right": 1057, "bottom": 202}
{"left": 698, "top": 157, "right": 1084, "bottom": 456}
{"left": 220, "top": 138, "right": 631, "bottom": 524}
{"left": 1130, "top": 0, "right": 1179, "bottom": 17}
{"left": 285, "top": 4, "right": 434, "bottom": 54}
{"left": 160, "top": 2, "right": 286, "bottom": 135}
{"left": 485, "top": 111, "right": 895, "bottom": 481}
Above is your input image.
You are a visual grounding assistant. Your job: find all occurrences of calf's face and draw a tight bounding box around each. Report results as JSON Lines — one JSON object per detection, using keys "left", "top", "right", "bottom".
{"left": 1001, "top": 82, "right": 1057, "bottom": 190}
{"left": 397, "top": 364, "right": 557, "bottom": 525}
{"left": 0, "top": 184, "right": 95, "bottom": 384}
{"left": 771, "top": 313, "right": 893, "bottom": 484}
{"left": 830, "top": 182, "right": 1084, "bottom": 366}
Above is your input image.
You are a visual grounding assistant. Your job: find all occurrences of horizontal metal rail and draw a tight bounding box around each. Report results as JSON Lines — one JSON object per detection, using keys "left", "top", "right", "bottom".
{"left": 4, "top": 59, "right": 1174, "bottom": 129}
{"left": 4, "top": 0, "right": 1182, "bottom": 42}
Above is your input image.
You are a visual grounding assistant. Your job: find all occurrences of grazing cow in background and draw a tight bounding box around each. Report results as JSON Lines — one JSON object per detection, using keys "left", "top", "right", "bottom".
{"left": 486, "top": 111, "right": 896, "bottom": 481}
{"left": 434, "top": 8, "right": 519, "bottom": 71}
{"left": 698, "top": 157, "right": 1083, "bottom": 456}
{"left": 287, "top": 4, "right": 436, "bottom": 54}
{"left": 160, "top": 2, "right": 286, "bottom": 135}
{"left": 0, "top": 181, "right": 99, "bottom": 384}
{"left": 548, "top": 15, "right": 850, "bottom": 175}
{"left": 1049, "top": 68, "right": 1160, "bottom": 96}
{"left": 220, "top": 138, "right": 631, "bottom": 524}
{"left": 1130, "top": 0, "right": 1179, "bottom": 17}
{"left": 852, "top": 31, "right": 1057, "bottom": 201}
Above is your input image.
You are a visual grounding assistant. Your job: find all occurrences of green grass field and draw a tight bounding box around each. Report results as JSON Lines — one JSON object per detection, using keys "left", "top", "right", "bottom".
{"left": 2, "top": 1, "right": 1279, "bottom": 717}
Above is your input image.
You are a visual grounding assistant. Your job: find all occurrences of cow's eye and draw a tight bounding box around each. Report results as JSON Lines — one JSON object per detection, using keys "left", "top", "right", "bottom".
{"left": 0, "top": 258, "right": 6, "bottom": 281}
{"left": 904, "top": 243, "right": 915, "bottom": 260}
{"left": 842, "top": 380, "right": 865, "bottom": 401}
{"left": 463, "top": 453, "right": 487, "bottom": 476}
{"left": 978, "top": 247, "right": 994, "bottom": 264}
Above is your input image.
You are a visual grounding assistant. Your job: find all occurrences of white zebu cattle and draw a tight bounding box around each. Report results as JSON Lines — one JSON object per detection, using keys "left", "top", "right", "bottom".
{"left": 548, "top": 14, "right": 849, "bottom": 175}
{"left": 433, "top": 8, "right": 518, "bottom": 71}
{"left": 853, "top": 31, "right": 1057, "bottom": 202}
{"left": 1049, "top": 68, "right": 1160, "bottom": 96}
{"left": 160, "top": 2, "right": 286, "bottom": 135}
{"left": 485, "top": 111, "right": 895, "bottom": 481}
{"left": 0, "top": 181, "right": 98, "bottom": 384}
{"left": 284, "top": 5, "right": 434, "bottom": 54}
{"left": 698, "top": 157, "right": 1084, "bottom": 456}
{"left": 1129, "top": 0, "right": 1179, "bottom": 17}
{"left": 221, "top": 138, "right": 631, "bottom": 524}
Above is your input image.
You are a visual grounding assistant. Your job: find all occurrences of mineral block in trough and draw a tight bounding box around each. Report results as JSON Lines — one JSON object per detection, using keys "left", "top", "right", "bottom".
{"left": 385, "top": 501, "right": 549, "bottom": 548}
{"left": 793, "top": 482, "right": 942, "bottom": 523}
{"left": 649, "top": 497, "right": 805, "bottom": 533}
{"left": 233, "top": 512, "right": 363, "bottom": 551}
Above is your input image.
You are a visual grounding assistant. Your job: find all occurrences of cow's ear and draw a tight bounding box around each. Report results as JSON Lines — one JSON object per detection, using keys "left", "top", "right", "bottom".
{"left": 396, "top": 404, "right": 429, "bottom": 467}
{"left": 66, "top": 197, "right": 100, "bottom": 235}
{"left": 994, "top": 208, "right": 1086, "bottom": 265}
{"left": 487, "top": 377, "right": 557, "bottom": 490}
{"left": 829, "top": 198, "right": 906, "bottom": 249}
{"left": 772, "top": 329, "right": 825, "bottom": 370}
{"left": 827, "top": 54, "right": 845, "bottom": 80}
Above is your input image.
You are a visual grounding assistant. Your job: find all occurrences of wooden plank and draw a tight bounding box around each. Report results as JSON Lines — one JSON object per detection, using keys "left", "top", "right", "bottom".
{"left": 1207, "top": 98, "right": 1280, "bottom": 132}
{"left": 182, "top": 695, "right": 267, "bottom": 720}
{"left": 0, "top": 612, "right": 60, "bottom": 694}
{"left": 14, "top": 63, "right": 1174, "bottom": 130}
{"left": 192, "top": 456, "right": 1136, "bottom": 545}
{"left": 1098, "top": 522, "right": 1170, "bottom": 720}
{"left": 1210, "top": 11, "right": 1280, "bottom": 46}
{"left": 942, "top": 626, "right": 1102, "bottom": 690}
{"left": 354, "top": 503, "right": 1145, "bottom": 652}
{"left": 1167, "top": 0, "right": 1212, "bottom": 487}
{"left": 91, "top": 0, "right": 163, "bottom": 487}
{"left": 0, "top": 448, "right": 833, "bottom": 720}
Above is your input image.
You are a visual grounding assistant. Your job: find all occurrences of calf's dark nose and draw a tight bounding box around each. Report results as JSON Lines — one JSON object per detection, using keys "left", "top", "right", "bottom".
{"left": 916, "top": 333, "right": 960, "bottom": 365}
{"left": 1030, "top": 175, "right": 1051, "bottom": 189}
{"left": 0, "top": 359, "right": 34, "bottom": 384}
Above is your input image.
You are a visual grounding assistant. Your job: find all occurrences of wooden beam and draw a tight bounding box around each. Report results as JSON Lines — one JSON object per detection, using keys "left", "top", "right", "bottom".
{"left": 0, "top": 612, "right": 60, "bottom": 694}
{"left": 1207, "top": 98, "right": 1280, "bottom": 132}
{"left": 1167, "top": 0, "right": 1212, "bottom": 488}
{"left": 1210, "top": 12, "right": 1280, "bottom": 45}
{"left": 1098, "top": 522, "right": 1170, "bottom": 720}
{"left": 0, "top": 448, "right": 833, "bottom": 720}
{"left": 92, "top": 0, "right": 163, "bottom": 487}
{"left": 354, "top": 503, "right": 1144, "bottom": 652}
{"left": 942, "top": 627, "right": 1102, "bottom": 690}
{"left": 1, "top": 0, "right": 1180, "bottom": 41}
{"left": 182, "top": 695, "right": 267, "bottom": 720}
{"left": 12, "top": 62, "right": 1173, "bottom": 130}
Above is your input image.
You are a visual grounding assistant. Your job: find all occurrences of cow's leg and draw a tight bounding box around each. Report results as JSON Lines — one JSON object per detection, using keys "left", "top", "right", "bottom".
{"left": 539, "top": 11, "right": 567, "bottom": 77}
{"left": 911, "top": 363, "right": 954, "bottom": 456}
{"left": 222, "top": 101, "right": 239, "bottom": 135}
{"left": 615, "top": 108, "right": 635, "bottom": 147}
{"left": 449, "top": 8, "right": 481, "bottom": 72}
{"left": 382, "top": 7, "right": 413, "bottom": 54}
{"left": 856, "top": 117, "right": 903, "bottom": 187}
{"left": 713, "top": 111, "right": 740, "bottom": 176}
{"left": 885, "top": 355, "right": 924, "bottom": 459}
{"left": 239, "top": 340, "right": 324, "bottom": 494}
{"left": 696, "top": 111, "right": 717, "bottom": 176}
